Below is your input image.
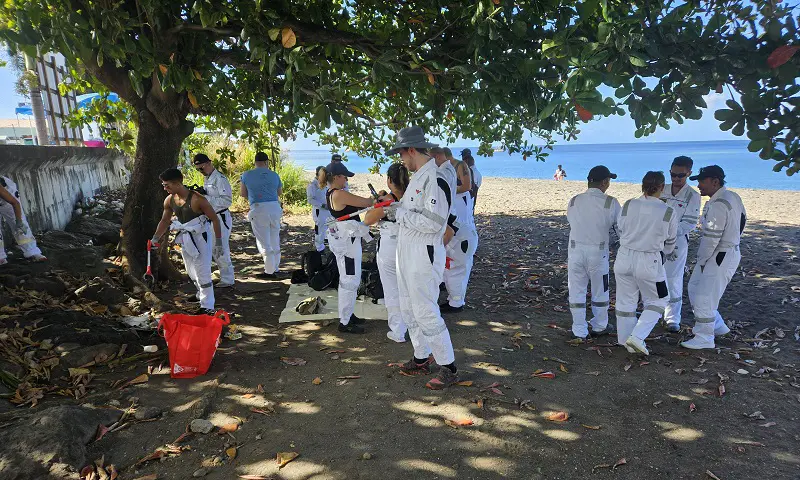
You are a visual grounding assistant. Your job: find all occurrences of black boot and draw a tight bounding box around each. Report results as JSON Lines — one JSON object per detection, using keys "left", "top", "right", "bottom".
{"left": 439, "top": 303, "right": 464, "bottom": 314}
{"left": 338, "top": 322, "right": 365, "bottom": 334}
{"left": 349, "top": 314, "right": 366, "bottom": 325}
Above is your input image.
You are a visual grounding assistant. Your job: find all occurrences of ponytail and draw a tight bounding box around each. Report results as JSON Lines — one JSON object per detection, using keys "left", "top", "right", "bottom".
{"left": 387, "top": 163, "right": 410, "bottom": 194}
{"left": 642, "top": 171, "right": 665, "bottom": 196}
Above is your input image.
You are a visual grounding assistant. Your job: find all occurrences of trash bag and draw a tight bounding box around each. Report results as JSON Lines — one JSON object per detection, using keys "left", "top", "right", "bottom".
{"left": 157, "top": 310, "right": 230, "bottom": 379}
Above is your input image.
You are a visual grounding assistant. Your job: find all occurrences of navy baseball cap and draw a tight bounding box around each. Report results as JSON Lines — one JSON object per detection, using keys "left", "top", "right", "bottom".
{"left": 689, "top": 165, "right": 725, "bottom": 181}
{"left": 587, "top": 165, "right": 617, "bottom": 182}
{"left": 331, "top": 153, "right": 343, "bottom": 162}
{"left": 326, "top": 161, "right": 354, "bottom": 177}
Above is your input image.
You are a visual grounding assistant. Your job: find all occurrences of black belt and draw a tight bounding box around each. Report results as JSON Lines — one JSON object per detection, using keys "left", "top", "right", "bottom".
{"left": 216, "top": 208, "right": 229, "bottom": 214}
{"left": 216, "top": 209, "right": 230, "bottom": 229}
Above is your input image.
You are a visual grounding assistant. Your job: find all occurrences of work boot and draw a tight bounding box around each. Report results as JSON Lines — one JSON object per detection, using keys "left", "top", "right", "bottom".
{"left": 215, "top": 281, "right": 235, "bottom": 289}
{"left": 681, "top": 321, "right": 715, "bottom": 349}
{"left": 187, "top": 294, "right": 200, "bottom": 303}
{"left": 349, "top": 314, "right": 365, "bottom": 325}
{"left": 426, "top": 366, "right": 459, "bottom": 390}
{"left": 625, "top": 336, "right": 650, "bottom": 355}
{"left": 399, "top": 356, "right": 433, "bottom": 376}
{"left": 256, "top": 272, "right": 277, "bottom": 280}
{"left": 589, "top": 324, "right": 615, "bottom": 338}
{"left": 338, "top": 322, "right": 365, "bottom": 334}
{"left": 665, "top": 322, "right": 681, "bottom": 333}
{"left": 439, "top": 303, "right": 464, "bottom": 314}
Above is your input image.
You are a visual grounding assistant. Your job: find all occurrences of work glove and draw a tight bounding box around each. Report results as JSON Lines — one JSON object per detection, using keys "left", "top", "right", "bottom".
{"left": 383, "top": 205, "right": 397, "bottom": 222}
{"left": 189, "top": 184, "right": 207, "bottom": 195}
{"left": 14, "top": 218, "right": 28, "bottom": 237}
{"left": 213, "top": 244, "right": 224, "bottom": 259}
{"left": 666, "top": 250, "right": 678, "bottom": 262}
{"left": 150, "top": 235, "right": 161, "bottom": 248}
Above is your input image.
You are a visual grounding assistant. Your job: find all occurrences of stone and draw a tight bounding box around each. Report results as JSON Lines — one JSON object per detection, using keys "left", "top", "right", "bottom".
{"left": 134, "top": 406, "right": 162, "bottom": 421}
{"left": 192, "top": 468, "right": 210, "bottom": 477}
{"left": 19, "top": 276, "right": 67, "bottom": 297}
{"left": 362, "top": 452, "right": 373, "bottom": 460}
{"left": 65, "top": 216, "right": 121, "bottom": 246}
{"left": 74, "top": 277, "right": 128, "bottom": 306}
{"left": 61, "top": 343, "right": 119, "bottom": 368}
{"left": 190, "top": 419, "right": 215, "bottom": 434}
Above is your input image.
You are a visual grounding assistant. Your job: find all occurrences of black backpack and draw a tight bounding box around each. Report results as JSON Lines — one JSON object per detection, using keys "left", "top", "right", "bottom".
{"left": 303, "top": 250, "right": 323, "bottom": 278}
{"left": 308, "top": 251, "right": 339, "bottom": 291}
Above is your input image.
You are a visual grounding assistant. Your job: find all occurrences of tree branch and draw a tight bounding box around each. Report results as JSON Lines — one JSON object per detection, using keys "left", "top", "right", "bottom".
{"left": 166, "top": 23, "right": 242, "bottom": 38}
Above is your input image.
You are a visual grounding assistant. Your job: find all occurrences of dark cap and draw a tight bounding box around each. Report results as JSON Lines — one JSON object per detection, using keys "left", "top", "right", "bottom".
{"left": 587, "top": 165, "right": 617, "bottom": 182}
{"left": 689, "top": 165, "right": 725, "bottom": 181}
{"left": 460, "top": 148, "right": 471, "bottom": 155}
{"left": 254, "top": 151, "right": 269, "bottom": 163}
{"left": 331, "top": 153, "right": 342, "bottom": 162}
{"left": 193, "top": 153, "right": 211, "bottom": 165}
{"left": 326, "top": 161, "right": 354, "bottom": 178}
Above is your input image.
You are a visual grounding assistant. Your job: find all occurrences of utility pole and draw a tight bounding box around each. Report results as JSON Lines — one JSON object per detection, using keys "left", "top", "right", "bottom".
{"left": 24, "top": 53, "right": 49, "bottom": 146}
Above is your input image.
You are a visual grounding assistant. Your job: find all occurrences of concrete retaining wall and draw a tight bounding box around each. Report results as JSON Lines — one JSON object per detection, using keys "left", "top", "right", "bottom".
{"left": 0, "top": 145, "right": 129, "bottom": 233}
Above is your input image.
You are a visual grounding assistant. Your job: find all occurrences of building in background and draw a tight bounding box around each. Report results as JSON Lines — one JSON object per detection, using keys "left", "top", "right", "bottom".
{"left": 0, "top": 118, "right": 36, "bottom": 145}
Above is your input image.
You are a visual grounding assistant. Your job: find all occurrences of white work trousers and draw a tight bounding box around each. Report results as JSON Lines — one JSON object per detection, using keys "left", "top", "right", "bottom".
{"left": 443, "top": 229, "right": 479, "bottom": 308}
{"left": 377, "top": 236, "right": 405, "bottom": 339}
{"left": 567, "top": 243, "right": 610, "bottom": 337}
{"left": 210, "top": 210, "right": 235, "bottom": 284}
{"left": 614, "top": 248, "right": 669, "bottom": 345}
{"left": 181, "top": 228, "right": 215, "bottom": 310}
{"left": 311, "top": 207, "right": 332, "bottom": 252}
{"left": 688, "top": 246, "right": 740, "bottom": 334}
{"left": 0, "top": 203, "right": 42, "bottom": 261}
{"left": 248, "top": 201, "right": 282, "bottom": 274}
{"left": 663, "top": 234, "right": 689, "bottom": 326}
{"left": 328, "top": 233, "right": 362, "bottom": 325}
{"left": 396, "top": 238, "right": 455, "bottom": 365}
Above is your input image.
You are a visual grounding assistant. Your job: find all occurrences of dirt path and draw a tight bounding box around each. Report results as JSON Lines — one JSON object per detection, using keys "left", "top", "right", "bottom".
{"left": 65, "top": 204, "right": 800, "bottom": 480}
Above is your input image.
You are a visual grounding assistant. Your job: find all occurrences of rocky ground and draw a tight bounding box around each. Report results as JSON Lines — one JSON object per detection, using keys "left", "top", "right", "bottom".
{"left": 0, "top": 179, "right": 798, "bottom": 480}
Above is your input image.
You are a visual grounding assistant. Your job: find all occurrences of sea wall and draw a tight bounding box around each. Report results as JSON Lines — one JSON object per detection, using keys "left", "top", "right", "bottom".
{"left": 0, "top": 145, "right": 129, "bottom": 233}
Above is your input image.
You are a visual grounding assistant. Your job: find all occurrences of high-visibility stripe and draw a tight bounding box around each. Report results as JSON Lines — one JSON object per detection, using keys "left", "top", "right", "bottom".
{"left": 616, "top": 310, "right": 637, "bottom": 317}
{"left": 715, "top": 198, "right": 732, "bottom": 210}
{"left": 681, "top": 216, "right": 699, "bottom": 221}
{"left": 621, "top": 200, "right": 631, "bottom": 216}
{"left": 665, "top": 237, "right": 677, "bottom": 245}
{"left": 591, "top": 301, "right": 609, "bottom": 307}
{"left": 412, "top": 208, "right": 446, "bottom": 226}
{"left": 663, "top": 207, "right": 674, "bottom": 222}
{"left": 604, "top": 196, "right": 614, "bottom": 209}
{"left": 644, "top": 305, "right": 665, "bottom": 315}
{"left": 704, "top": 232, "right": 723, "bottom": 238}
{"left": 569, "top": 303, "right": 586, "bottom": 309}
{"left": 694, "top": 316, "right": 715, "bottom": 324}
{"left": 200, "top": 282, "right": 213, "bottom": 288}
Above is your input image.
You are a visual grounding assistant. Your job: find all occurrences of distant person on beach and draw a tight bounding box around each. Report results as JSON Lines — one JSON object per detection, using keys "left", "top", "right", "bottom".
{"left": 306, "top": 166, "right": 331, "bottom": 252}
{"left": 0, "top": 175, "right": 47, "bottom": 265}
{"left": 363, "top": 163, "right": 410, "bottom": 343}
{"left": 566, "top": 166, "right": 620, "bottom": 340}
{"left": 325, "top": 161, "right": 374, "bottom": 334}
{"left": 681, "top": 165, "right": 746, "bottom": 350}
{"left": 330, "top": 153, "right": 349, "bottom": 191}
{"left": 554, "top": 165, "right": 567, "bottom": 181}
{"left": 461, "top": 149, "right": 482, "bottom": 211}
{"left": 615, "top": 171, "right": 679, "bottom": 355}
{"left": 241, "top": 152, "right": 283, "bottom": 279}
{"left": 661, "top": 156, "right": 701, "bottom": 332}
{"left": 194, "top": 154, "right": 235, "bottom": 289}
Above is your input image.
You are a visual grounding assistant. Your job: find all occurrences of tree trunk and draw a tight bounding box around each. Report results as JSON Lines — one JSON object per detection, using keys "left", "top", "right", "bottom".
{"left": 121, "top": 109, "right": 192, "bottom": 278}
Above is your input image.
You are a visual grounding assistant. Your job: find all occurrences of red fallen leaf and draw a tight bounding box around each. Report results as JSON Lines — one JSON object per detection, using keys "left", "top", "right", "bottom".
{"left": 613, "top": 457, "right": 627, "bottom": 469}
{"left": 689, "top": 402, "right": 697, "bottom": 413}
{"left": 218, "top": 423, "right": 239, "bottom": 434}
{"left": 575, "top": 103, "right": 593, "bottom": 122}
{"left": 547, "top": 411, "right": 570, "bottom": 422}
{"left": 532, "top": 371, "right": 556, "bottom": 379}
{"left": 387, "top": 362, "right": 404, "bottom": 367}
{"left": 639, "top": 361, "right": 650, "bottom": 366}
{"left": 490, "top": 387, "right": 504, "bottom": 396}
{"left": 767, "top": 45, "right": 799, "bottom": 69}
{"left": 444, "top": 418, "right": 474, "bottom": 428}
{"left": 251, "top": 407, "right": 274, "bottom": 415}
{"left": 80, "top": 465, "right": 95, "bottom": 478}
{"left": 95, "top": 423, "right": 110, "bottom": 442}
{"left": 487, "top": 382, "right": 501, "bottom": 388}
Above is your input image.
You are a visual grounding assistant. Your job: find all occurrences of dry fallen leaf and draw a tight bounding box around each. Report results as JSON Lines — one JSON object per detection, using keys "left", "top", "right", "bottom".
{"left": 239, "top": 476, "right": 269, "bottom": 480}
{"left": 132, "top": 475, "right": 158, "bottom": 480}
{"left": 718, "top": 384, "right": 726, "bottom": 397}
{"left": 532, "top": 371, "right": 556, "bottom": 379}
{"left": 218, "top": 423, "right": 240, "bottom": 434}
{"left": 119, "top": 374, "right": 148, "bottom": 390}
{"left": 250, "top": 407, "right": 273, "bottom": 416}
{"left": 256, "top": 384, "right": 264, "bottom": 393}
{"left": 226, "top": 446, "right": 237, "bottom": 459}
{"left": 613, "top": 458, "right": 627, "bottom": 469}
{"left": 559, "top": 364, "right": 569, "bottom": 374}
{"left": 312, "top": 377, "right": 322, "bottom": 385}
{"left": 444, "top": 418, "right": 474, "bottom": 428}
{"left": 281, "top": 27, "right": 297, "bottom": 48}
{"left": 337, "top": 375, "right": 360, "bottom": 379}
{"left": 759, "top": 422, "right": 777, "bottom": 428}
{"left": 689, "top": 403, "right": 697, "bottom": 413}
{"left": 653, "top": 400, "right": 663, "bottom": 407}
{"left": 241, "top": 393, "right": 256, "bottom": 399}
{"left": 456, "top": 380, "right": 473, "bottom": 387}
{"left": 581, "top": 424, "right": 601, "bottom": 430}
{"left": 490, "top": 387, "right": 504, "bottom": 396}
{"left": 624, "top": 364, "right": 632, "bottom": 372}
{"left": 280, "top": 357, "right": 307, "bottom": 366}
{"left": 547, "top": 411, "right": 569, "bottom": 422}
{"left": 69, "top": 368, "right": 91, "bottom": 377}
{"left": 276, "top": 452, "right": 299, "bottom": 468}
{"left": 706, "top": 470, "right": 722, "bottom": 480}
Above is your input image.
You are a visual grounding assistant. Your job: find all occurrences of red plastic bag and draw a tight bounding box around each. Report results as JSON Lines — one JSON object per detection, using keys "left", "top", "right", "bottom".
{"left": 158, "top": 310, "right": 230, "bottom": 379}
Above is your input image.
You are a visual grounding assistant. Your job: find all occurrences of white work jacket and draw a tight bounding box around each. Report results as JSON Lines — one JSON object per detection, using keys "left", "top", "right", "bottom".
{"left": 696, "top": 187, "right": 746, "bottom": 266}
{"left": 566, "top": 188, "right": 621, "bottom": 248}
{"left": 203, "top": 169, "right": 232, "bottom": 213}
{"left": 661, "top": 183, "right": 700, "bottom": 238}
{"left": 397, "top": 159, "right": 450, "bottom": 242}
{"left": 617, "top": 195, "right": 678, "bottom": 254}
{"left": 306, "top": 180, "right": 328, "bottom": 210}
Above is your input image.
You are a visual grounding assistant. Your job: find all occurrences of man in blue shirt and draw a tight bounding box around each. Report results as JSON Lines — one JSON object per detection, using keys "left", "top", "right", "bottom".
{"left": 241, "top": 152, "right": 283, "bottom": 279}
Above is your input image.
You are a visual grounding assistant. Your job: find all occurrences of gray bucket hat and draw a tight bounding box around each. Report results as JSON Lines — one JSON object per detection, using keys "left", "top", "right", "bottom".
{"left": 386, "top": 126, "right": 439, "bottom": 156}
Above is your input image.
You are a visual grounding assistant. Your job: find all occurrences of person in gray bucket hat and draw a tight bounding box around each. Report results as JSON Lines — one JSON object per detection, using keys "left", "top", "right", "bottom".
{"left": 385, "top": 126, "right": 461, "bottom": 389}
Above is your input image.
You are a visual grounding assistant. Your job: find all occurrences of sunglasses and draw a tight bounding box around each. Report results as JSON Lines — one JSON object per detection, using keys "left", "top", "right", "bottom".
{"left": 670, "top": 172, "right": 688, "bottom": 178}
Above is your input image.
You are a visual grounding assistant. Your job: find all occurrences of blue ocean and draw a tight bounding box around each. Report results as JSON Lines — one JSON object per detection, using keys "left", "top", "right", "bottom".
{"left": 286, "top": 140, "right": 798, "bottom": 191}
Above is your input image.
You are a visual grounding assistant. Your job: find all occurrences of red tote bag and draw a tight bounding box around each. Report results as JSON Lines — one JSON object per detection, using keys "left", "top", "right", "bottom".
{"left": 157, "top": 310, "right": 230, "bottom": 379}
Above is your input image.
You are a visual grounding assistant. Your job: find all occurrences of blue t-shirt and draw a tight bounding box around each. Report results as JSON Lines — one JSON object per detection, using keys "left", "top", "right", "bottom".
{"left": 241, "top": 168, "right": 282, "bottom": 204}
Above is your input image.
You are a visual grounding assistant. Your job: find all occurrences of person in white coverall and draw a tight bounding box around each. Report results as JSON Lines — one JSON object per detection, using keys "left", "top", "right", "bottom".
{"left": 388, "top": 126, "right": 460, "bottom": 390}
{"left": 682, "top": 165, "right": 746, "bottom": 350}
{"left": 615, "top": 171, "right": 679, "bottom": 355}
{"left": 364, "top": 163, "right": 411, "bottom": 342}
{"left": 660, "top": 156, "right": 701, "bottom": 332}
{"left": 306, "top": 166, "right": 332, "bottom": 252}
{"left": 566, "top": 165, "right": 621, "bottom": 339}
{"left": 325, "top": 161, "right": 375, "bottom": 334}
{"left": 439, "top": 148, "right": 479, "bottom": 313}
{"left": 0, "top": 175, "right": 46, "bottom": 265}
{"left": 194, "top": 154, "right": 235, "bottom": 288}
{"left": 241, "top": 152, "right": 283, "bottom": 279}
{"left": 151, "top": 168, "right": 222, "bottom": 313}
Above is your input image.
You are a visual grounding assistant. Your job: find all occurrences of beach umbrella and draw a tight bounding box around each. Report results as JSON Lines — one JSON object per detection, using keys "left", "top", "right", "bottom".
{"left": 75, "top": 92, "right": 119, "bottom": 109}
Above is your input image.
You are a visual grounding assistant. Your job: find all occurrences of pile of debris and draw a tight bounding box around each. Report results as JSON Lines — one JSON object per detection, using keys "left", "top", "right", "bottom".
{"left": 72, "top": 189, "right": 125, "bottom": 222}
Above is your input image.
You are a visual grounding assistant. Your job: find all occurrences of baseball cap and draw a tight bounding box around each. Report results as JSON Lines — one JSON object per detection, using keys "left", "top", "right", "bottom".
{"left": 326, "top": 161, "right": 354, "bottom": 178}
{"left": 689, "top": 165, "right": 725, "bottom": 181}
{"left": 331, "top": 153, "right": 342, "bottom": 162}
{"left": 192, "top": 153, "right": 211, "bottom": 165}
{"left": 460, "top": 148, "right": 471, "bottom": 155}
{"left": 587, "top": 165, "right": 617, "bottom": 182}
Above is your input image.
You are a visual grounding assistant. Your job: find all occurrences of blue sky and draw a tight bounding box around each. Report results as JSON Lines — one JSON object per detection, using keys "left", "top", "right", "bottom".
{"left": 0, "top": 63, "right": 737, "bottom": 148}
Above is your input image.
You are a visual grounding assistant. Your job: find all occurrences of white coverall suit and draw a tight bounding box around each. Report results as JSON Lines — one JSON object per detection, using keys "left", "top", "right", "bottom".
{"left": 686, "top": 187, "right": 746, "bottom": 347}
{"left": 377, "top": 214, "right": 405, "bottom": 341}
{"left": 171, "top": 216, "right": 215, "bottom": 310}
{"left": 0, "top": 176, "right": 43, "bottom": 262}
{"left": 306, "top": 180, "right": 331, "bottom": 251}
{"left": 444, "top": 185, "right": 479, "bottom": 309}
{"left": 327, "top": 218, "right": 371, "bottom": 325}
{"left": 660, "top": 183, "right": 700, "bottom": 327}
{"left": 566, "top": 189, "right": 621, "bottom": 337}
{"left": 615, "top": 196, "right": 678, "bottom": 347}
{"left": 396, "top": 159, "right": 455, "bottom": 365}
{"left": 204, "top": 169, "right": 235, "bottom": 285}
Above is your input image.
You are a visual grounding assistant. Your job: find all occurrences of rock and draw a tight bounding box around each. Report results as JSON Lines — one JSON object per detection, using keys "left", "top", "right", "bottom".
{"left": 74, "top": 277, "right": 129, "bottom": 306}
{"left": 37, "top": 230, "right": 94, "bottom": 250}
{"left": 134, "top": 406, "right": 162, "bottom": 421}
{"left": 192, "top": 468, "right": 210, "bottom": 477}
{"left": 0, "top": 405, "right": 121, "bottom": 478}
{"left": 362, "top": 452, "right": 373, "bottom": 460}
{"left": 65, "top": 216, "right": 121, "bottom": 246}
{"left": 20, "top": 276, "right": 67, "bottom": 297}
{"left": 190, "top": 419, "right": 215, "bottom": 434}
{"left": 0, "top": 274, "right": 21, "bottom": 289}
{"left": 61, "top": 343, "right": 119, "bottom": 368}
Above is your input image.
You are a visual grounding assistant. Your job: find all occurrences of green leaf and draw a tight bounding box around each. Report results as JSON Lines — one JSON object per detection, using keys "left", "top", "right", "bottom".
{"left": 268, "top": 28, "right": 280, "bottom": 41}
{"left": 598, "top": 23, "right": 611, "bottom": 43}
{"left": 731, "top": 121, "right": 744, "bottom": 136}
{"left": 538, "top": 101, "right": 560, "bottom": 120}
{"left": 629, "top": 54, "right": 647, "bottom": 67}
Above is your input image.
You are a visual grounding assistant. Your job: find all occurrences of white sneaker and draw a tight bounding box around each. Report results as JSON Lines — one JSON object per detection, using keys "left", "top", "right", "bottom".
{"left": 714, "top": 323, "right": 730, "bottom": 336}
{"left": 625, "top": 336, "right": 649, "bottom": 355}
{"left": 680, "top": 336, "right": 715, "bottom": 350}
{"left": 386, "top": 331, "right": 406, "bottom": 343}
{"left": 623, "top": 344, "right": 636, "bottom": 354}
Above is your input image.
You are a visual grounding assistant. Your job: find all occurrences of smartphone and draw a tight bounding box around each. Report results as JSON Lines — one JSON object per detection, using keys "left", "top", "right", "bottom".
{"left": 367, "top": 183, "right": 379, "bottom": 200}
